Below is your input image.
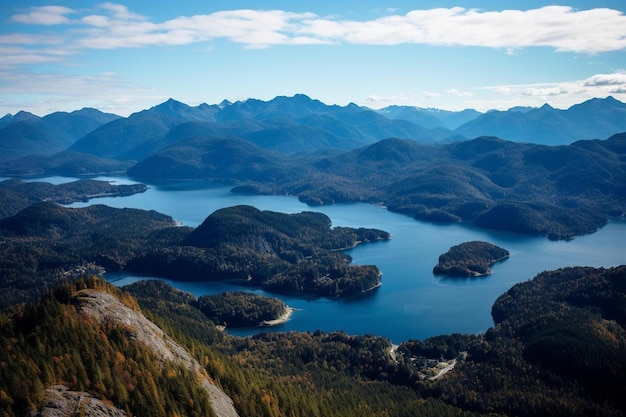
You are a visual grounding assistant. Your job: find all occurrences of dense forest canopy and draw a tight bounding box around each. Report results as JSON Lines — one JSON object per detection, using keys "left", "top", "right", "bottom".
{"left": 0, "top": 202, "right": 390, "bottom": 306}
{"left": 193, "top": 292, "right": 288, "bottom": 327}
{"left": 0, "top": 178, "right": 147, "bottom": 220}
{"left": 132, "top": 205, "right": 390, "bottom": 297}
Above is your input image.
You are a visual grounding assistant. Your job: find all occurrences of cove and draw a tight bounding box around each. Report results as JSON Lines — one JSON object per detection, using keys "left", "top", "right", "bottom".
{"left": 63, "top": 176, "right": 626, "bottom": 343}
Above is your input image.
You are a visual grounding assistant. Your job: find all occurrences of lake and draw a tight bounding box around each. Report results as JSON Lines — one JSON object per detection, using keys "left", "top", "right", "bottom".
{"left": 57, "top": 176, "right": 626, "bottom": 343}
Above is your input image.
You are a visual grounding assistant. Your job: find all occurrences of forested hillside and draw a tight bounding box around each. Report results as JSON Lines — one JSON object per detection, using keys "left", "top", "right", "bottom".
{"left": 140, "top": 205, "right": 389, "bottom": 297}
{"left": 132, "top": 133, "right": 625, "bottom": 240}
{"left": 0, "top": 278, "right": 228, "bottom": 417}
{"left": 2, "top": 266, "right": 625, "bottom": 416}
{"left": 0, "top": 203, "right": 389, "bottom": 306}
{"left": 193, "top": 292, "right": 288, "bottom": 327}
{"left": 0, "top": 202, "right": 180, "bottom": 307}
{"left": 0, "top": 178, "right": 147, "bottom": 219}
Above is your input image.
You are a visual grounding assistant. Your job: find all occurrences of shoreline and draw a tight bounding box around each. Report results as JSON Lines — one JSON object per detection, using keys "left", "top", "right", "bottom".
{"left": 260, "top": 306, "right": 295, "bottom": 327}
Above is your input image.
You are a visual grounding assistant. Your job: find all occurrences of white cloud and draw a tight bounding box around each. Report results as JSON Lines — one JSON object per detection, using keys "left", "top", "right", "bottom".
{"left": 0, "top": 70, "right": 163, "bottom": 116}
{"left": 97, "top": 2, "right": 147, "bottom": 21}
{"left": 365, "top": 94, "right": 413, "bottom": 107}
{"left": 11, "top": 6, "right": 75, "bottom": 25}
{"left": 446, "top": 89, "right": 473, "bottom": 97}
{"left": 483, "top": 71, "right": 626, "bottom": 108}
{"left": 583, "top": 72, "right": 626, "bottom": 87}
{"left": 299, "top": 6, "right": 626, "bottom": 53}
{"left": 4, "top": 5, "right": 626, "bottom": 55}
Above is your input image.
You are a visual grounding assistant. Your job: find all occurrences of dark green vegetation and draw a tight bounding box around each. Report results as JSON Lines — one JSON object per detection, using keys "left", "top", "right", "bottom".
{"left": 491, "top": 267, "right": 626, "bottom": 396}
{"left": 3, "top": 266, "right": 625, "bottom": 416}
{"left": 0, "top": 178, "right": 147, "bottom": 219}
{"left": 0, "top": 203, "right": 389, "bottom": 306}
{"left": 0, "top": 202, "right": 178, "bottom": 307}
{"left": 392, "top": 265, "right": 626, "bottom": 417}
{"left": 131, "top": 205, "right": 388, "bottom": 297}
{"left": 433, "top": 241, "right": 510, "bottom": 277}
{"left": 193, "top": 292, "right": 288, "bottom": 327}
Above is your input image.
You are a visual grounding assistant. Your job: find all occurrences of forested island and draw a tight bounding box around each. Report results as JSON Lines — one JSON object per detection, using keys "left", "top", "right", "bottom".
{"left": 0, "top": 202, "right": 389, "bottom": 306}
{"left": 433, "top": 241, "right": 510, "bottom": 277}
{"left": 193, "top": 291, "right": 291, "bottom": 328}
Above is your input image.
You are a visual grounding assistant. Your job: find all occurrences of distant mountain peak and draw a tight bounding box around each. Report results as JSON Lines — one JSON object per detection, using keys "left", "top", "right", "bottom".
{"left": 13, "top": 110, "right": 40, "bottom": 122}
{"left": 0, "top": 113, "right": 13, "bottom": 127}
{"left": 592, "top": 95, "right": 618, "bottom": 103}
{"left": 599, "top": 95, "right": 617, "bottom": 102}
{"left": 146, "top": 98, "right": 218, "bottom": 123}
{"left": 153, "top": 98, "right": 189, "bottom": 110}
{"left": 539, "top": 103, "right": 555, "bottom": 111}
{"left": 291, "top": 93, "right": 314, "bottom": 101}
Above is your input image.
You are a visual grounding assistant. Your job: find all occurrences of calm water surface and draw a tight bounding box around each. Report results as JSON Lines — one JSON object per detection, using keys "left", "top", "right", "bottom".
{"left": 59, "top": 176, "right": 626, "bottom": 343}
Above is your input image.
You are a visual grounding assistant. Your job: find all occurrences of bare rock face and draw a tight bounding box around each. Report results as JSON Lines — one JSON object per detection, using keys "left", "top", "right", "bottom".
{"left": 73, "top": 289, "right": 240, "bottom": 417}
{"left": 31, "top": 385, "right": 126, "bottom": 417}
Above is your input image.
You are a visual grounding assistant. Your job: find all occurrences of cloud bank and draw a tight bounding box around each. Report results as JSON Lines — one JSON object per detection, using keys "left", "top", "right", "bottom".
{"left": 3, "top": 3, "right": 626, "bottom": 63}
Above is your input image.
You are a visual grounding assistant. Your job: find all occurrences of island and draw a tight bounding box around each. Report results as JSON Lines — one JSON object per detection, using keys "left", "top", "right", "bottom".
{"left": 131, "top": 205, "right": 391, "bottom": 298}
{"left": 192, "top": 292, "right": 292, "bottom": 328}
{"left": 433, "top": 241, "right": 509, "bottom": 277}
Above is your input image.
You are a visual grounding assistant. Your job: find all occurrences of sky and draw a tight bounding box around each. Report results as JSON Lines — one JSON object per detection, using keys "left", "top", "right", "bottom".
{"left": 1, "top": 1, "right": 626, "bottom": 117}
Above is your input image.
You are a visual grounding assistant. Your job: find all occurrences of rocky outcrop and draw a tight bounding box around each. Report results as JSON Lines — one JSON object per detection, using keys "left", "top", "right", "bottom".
{"left": 73, "top": 289, "right": 240, "bottom": 417}
{"left": 31, "top": 385, "right": 127, "bottom": 417}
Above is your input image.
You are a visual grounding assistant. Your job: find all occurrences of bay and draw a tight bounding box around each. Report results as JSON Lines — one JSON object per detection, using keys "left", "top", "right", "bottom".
{"left": 63, "top": 176, "right": 626, "bottom": 343}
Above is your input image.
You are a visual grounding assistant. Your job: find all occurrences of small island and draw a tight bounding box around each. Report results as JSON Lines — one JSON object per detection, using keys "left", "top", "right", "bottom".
{"left": 193, "top": 292, "right": 292, "bottom": 328}
{"left": 433, "top": 241, "right": 509, "bottom": 277}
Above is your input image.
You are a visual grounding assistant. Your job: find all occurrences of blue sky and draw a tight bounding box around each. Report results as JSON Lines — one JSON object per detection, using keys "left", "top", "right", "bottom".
{"left": 1, "top": 1, "right": 626, "bottom": 116}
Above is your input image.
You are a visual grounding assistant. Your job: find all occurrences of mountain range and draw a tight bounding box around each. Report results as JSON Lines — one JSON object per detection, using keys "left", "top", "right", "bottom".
{"left": 455, "top": 96, "right": 626, "bottom": 145}
{"left": 0, "top": 108, "right": 120, "bottom": 163}
{"left": 2, "top": 95, "right": 626, "bottom": 166}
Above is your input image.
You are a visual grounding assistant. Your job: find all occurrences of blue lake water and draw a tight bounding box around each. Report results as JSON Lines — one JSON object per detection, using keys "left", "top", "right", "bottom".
{"left": 57, "top": 176, "right": 626, "bottom": 343}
